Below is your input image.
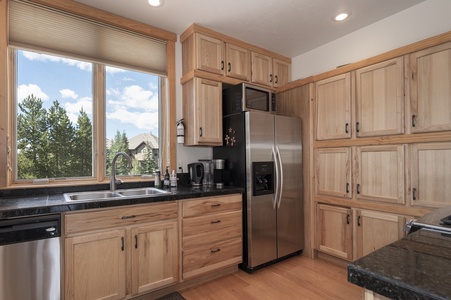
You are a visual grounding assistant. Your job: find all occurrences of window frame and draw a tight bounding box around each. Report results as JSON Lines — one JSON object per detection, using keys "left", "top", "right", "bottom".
{"left": 0, "top": 0, "right": 177, "bottom": 188}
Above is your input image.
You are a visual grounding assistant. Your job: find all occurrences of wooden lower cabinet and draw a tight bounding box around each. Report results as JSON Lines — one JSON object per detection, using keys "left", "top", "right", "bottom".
{"left": 316, "top": 204, "right": 353, "bottom": 260}
{"left": 65, "top": 229, "right": 127, "bottom": 300}
{"left": 64, "top": 202, "right": 179, "bottom": 300}
{"left": 181, "top": 194, "right": 243, "bottom": 279}
{"left": 131, "top": 221, "right": 178, "bottom": 295}
{"left": 316, "top": 204, "right": 408, "bottom": 261}
{"left": 356, "top": 209, "right": 406, "bottom": 258}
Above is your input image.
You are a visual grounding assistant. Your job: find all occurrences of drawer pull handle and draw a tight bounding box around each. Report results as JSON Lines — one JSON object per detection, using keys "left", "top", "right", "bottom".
{"left": 122, "top": 215, "right": 136, "bottom": 219}
{"left": 121, "top": 237, "right": 124, "bottom": 251}
{"left": 135, "top": 235, "right": 138, "bottom": 249}
{"left": 211, "top": 248, "right": 221, "bottom": 253}
{"left": 211, "top": 220, "right": 221, "bottom": 224}
{"left": 211, "top": 204, "right": 221, "bottom": 207}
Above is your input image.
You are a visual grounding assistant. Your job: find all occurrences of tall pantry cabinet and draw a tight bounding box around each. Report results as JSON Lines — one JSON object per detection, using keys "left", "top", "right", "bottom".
{"left": 312, "top": 38, "right": 451, "bottom": 262}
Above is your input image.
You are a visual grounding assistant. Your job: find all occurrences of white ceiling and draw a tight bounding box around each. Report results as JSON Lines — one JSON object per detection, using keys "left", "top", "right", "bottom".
{"left": 74, "top": 0, "right": 425, "bottom": 58}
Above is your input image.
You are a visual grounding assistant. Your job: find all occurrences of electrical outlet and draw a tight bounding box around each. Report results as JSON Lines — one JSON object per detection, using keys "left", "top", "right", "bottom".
{"left": 177, "top": 161, "right": 183, "bottom": 172}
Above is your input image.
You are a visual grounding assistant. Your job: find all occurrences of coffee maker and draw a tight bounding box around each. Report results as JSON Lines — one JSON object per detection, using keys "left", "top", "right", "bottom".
{"left": 187, "top": 163, "right": 204, "bottom": 186}
{"left": 212, "top": 159, "right": 225, "bottom": 188}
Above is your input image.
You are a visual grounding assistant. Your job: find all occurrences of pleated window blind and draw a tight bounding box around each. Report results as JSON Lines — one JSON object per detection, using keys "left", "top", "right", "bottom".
{"left": 9, "top": 0, "right": 167, "bottom": 75}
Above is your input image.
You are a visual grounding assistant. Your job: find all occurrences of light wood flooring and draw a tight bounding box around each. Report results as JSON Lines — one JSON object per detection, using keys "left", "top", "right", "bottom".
{"left": 180, "top": 255, "right": 363, "bottom": 300}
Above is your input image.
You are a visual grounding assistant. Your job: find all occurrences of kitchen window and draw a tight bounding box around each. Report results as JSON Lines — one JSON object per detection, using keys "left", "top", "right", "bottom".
{"left": 0, "top": 0, "right": 176, "bottom": 187}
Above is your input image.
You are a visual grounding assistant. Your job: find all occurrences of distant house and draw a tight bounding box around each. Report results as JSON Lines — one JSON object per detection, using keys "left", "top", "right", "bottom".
{"left": 128, "top": 133, "right": 159, "bottom": 164}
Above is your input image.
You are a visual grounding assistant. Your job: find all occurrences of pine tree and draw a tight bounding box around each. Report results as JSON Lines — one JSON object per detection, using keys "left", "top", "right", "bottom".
{"left": 107, "top": 130, "right": 130, "bottom": 175}
{"left": 47, "top": 100, "right": 75, "bottom": 177}
{"left": 73, "top": 108, "right": 92, "bottom": 176}
{"left": 17, "top": 95, "right": 50, "bottom": 179}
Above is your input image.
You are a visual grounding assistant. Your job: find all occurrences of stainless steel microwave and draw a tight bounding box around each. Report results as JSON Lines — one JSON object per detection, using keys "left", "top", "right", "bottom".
{"left": 223, "top": 83, "right": 275, "bottom": 116}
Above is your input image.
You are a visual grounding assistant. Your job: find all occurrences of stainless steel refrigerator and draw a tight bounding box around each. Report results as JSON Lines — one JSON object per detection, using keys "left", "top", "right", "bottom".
{"left": 213, "top": 111, "right": 303, "bottom": 272}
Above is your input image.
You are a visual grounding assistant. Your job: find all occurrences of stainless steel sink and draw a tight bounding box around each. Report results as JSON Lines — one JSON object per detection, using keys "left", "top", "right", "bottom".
{"left": 117, "top": 187, "right": 169, "bottom": 197}
{"left": 64, "top": 187, "right": 169, "bottom": 202}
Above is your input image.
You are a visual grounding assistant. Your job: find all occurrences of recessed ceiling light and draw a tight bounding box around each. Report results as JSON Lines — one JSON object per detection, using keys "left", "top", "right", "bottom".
{"left": 333, "top": 12, "right": 351, "bottom": 22}
{"left": 148, "top": 0, "right": 164, "bottom": 7}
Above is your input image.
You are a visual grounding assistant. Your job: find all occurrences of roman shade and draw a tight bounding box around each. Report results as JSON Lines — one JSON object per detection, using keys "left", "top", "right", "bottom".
{"left": 8, "top": 0, "right": 167, "bottom": 75}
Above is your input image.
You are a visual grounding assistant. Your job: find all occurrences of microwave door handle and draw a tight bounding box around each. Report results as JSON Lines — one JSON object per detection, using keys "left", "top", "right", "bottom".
{"left": 276, "top": 145, "right": 283, "bottom": 208}
{"left": 272, "top": 145, "right": 279, "bottom": 210}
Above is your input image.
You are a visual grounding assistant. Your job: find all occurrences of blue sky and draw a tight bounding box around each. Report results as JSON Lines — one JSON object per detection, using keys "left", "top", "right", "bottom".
{"left": 17, "top": 50, "right": 160, "bottom": 140}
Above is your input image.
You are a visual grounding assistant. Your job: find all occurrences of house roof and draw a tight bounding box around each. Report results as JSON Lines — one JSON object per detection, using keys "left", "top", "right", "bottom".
{"left": 128, "top": 133, "right": 159, "bottom": 151}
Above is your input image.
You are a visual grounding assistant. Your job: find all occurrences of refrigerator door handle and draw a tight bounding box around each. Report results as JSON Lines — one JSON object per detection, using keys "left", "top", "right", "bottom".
{"left": 272, "top": 145, "right": 279, "bottom": 210}
{"left": 276, "top": 145, "right": 284, "bottom": 208}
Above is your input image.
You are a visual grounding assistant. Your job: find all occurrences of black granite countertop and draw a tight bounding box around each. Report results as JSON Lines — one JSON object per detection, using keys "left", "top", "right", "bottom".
{"left": 348, "top": 229, "right": 451, "bottom": 300}
{"left": 0, "top": 185, "right": 244, "bottom": 219}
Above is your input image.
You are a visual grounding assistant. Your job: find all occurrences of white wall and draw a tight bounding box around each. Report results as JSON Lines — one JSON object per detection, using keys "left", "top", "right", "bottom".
{"left": 291, "top": 0, "right": 451, "bottom": 79}
{"left": 175, "top": 41, "right": 212, "bottom": 173}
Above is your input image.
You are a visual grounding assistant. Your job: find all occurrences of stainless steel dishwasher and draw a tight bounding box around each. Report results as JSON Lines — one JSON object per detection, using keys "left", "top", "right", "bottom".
{"left": 0, "top": 214, "right": 61, "bottom": 300}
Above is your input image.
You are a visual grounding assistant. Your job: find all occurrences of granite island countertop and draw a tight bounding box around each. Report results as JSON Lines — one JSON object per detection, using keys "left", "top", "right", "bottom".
{"left": 348, "top": 228, "right": 451, "bottom": 300}
{"left": 0, "top": 185, "right": 244, "bottom": 219}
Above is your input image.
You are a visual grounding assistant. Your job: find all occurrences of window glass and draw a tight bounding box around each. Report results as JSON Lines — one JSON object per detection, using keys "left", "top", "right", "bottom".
{"left": 105, "top": 67, "right": 160, "bottom": 176}
{"left": 16, "top": 50, "right": 93, "bottom": 180}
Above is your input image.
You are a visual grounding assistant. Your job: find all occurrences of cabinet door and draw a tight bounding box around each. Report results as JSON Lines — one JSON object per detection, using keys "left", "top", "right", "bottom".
{"left": 356, "top": 57, "right": 404, "bottom": 137}
{"left": 316, "top": 204, "right": 353, "bottom": 260}
{"left": 131, "top": 221, "right": 178, "bottom": 295}
{"left": 356, "top": 145, "right": 405, "bottom": 204}
{"left": 65, "top": 230, "right": 126, "bottom": 300}
{"left": 273, "top": 58, "right": 291, "bottom": 87}
{"left": 196, "top": 78, "right": 222, "bottom": 145}
{"left": 411, "top": 142, "right": 451, "bottom": 208}
{"left": 195, "top": 33, "right": 224, "bottom": 75}
{"left": 183, "top": 78, "right": 222, "bottom": 146}
{"left": 251, "top": 52, "right": 273, "bottom": 87}
{"left": 315, "top": 148, "right": 352, "bottom": 198}
{"left": 356, "top": 210, "right": 406, "bottom": 258}
{"left": 226, "top": 43, "right": 250, "bottom": 81}
{"left": 409, "top": 42, "right": 451, "bottom": 133}
{"left": 316, "top": 73, "right": 351, "bottom": 140}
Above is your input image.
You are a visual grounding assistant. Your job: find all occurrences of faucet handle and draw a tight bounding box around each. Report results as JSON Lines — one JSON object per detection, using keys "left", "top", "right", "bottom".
{"left": 115, "top": 178, "right": 123, "bottom": 185}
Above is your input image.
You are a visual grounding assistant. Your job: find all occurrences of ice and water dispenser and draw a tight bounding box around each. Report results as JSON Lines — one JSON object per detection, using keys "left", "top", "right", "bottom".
{"left": 252, "top": 162, "right": 274, "bottom": 196}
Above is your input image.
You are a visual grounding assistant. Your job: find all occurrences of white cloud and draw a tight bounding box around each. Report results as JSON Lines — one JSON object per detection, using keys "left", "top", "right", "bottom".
{"left": 64, "top": 97, "right": 93, "bottom": 124}
{"left": 107, "top": 84, "right": 158, "bottom": 112}
{"left": 22, "top": 51, "right": 92, "bottom": 71}
{"left": 107, "top": 108, "right": 158, "bottom": 132}
{"left": 17, "top": 84, "right": 49, "bottom": 102}
{"left": 60, "top": 89, "right": 78, "bottom": 99}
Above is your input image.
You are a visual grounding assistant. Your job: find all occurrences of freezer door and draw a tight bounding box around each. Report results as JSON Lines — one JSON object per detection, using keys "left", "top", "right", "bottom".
{"left": 275, "top": 115, "right": 303, "bottom": 257}
{"left": 245, "top": 112, "right": 277, "bottom": 268}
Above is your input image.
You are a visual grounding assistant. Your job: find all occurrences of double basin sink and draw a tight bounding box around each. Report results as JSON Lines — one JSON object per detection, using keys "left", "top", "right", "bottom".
{"left": 64, "top": 187, "right": 170, "bottom": 202}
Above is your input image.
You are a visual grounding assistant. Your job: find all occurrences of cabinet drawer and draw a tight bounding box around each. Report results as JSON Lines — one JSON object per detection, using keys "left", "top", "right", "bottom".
{"left": 65, "top": 202, "right": 178, "bottom": 235}
{"left": 182, "top": 237, "right": 242, "bottom": 279}
{"left": 182, "top": 211, "right": 242, "bottom": 248}
{"left": 182, "top": 194, "right": 242, "bottom": 217}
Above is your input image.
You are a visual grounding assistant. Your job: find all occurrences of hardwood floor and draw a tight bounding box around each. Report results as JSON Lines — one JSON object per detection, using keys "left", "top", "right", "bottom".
{"left": 180, "top": 256, "right": 363, "bottom": 300}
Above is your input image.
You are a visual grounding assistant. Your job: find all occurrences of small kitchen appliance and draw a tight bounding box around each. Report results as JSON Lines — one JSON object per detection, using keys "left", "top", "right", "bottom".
{"left": 187, "top": 163, "right": 204, "bottom": 186}
{"left": 199, "top": 159, "right": 214, "bottom": 186}
{"left": 213, "top": 159, "right": 226, "bottom": 188}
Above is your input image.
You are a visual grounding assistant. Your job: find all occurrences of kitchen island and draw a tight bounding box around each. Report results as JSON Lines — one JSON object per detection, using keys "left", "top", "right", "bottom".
{"left": 348, "top": 228, "right": 451, "bottom": 300}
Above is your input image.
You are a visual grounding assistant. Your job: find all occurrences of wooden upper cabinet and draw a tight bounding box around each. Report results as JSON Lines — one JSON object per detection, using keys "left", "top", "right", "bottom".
{"left": 315, "top": 73, "right": 352, "bottom": 140}
{"left": 411, "top": 142, "right": 451, "bottom": 208}
{"left": 316, "top": 204, "right": 353, "bottom": 260}
{"left": 409, "top": 41, "right": 451, "bottom": 133}
{"left": 183, "top": 78, "right": 222, "bottom": 146}
{"left": 356, "top": 210, "right": 406, "bottom": 259}
{"left": 355, "top": 145, "right": 405, "bottom": 204}
{"left": 315, "top": 147, "right": 352, "bottom": 199}
{"left": 251, "top": 52, "right": 291, "bottom": 87}
{"left": 195, "top": 33, "right": 224, "bottom": 75}
{"left": 356, "top": 57, "right": 404, "bottom": 137}
{"left": 251, "top": 52, "right": 273, "bottom": 87}
{"left": 225, "top": 43, "right": 250, "bottom": 81}
{"left": 273, "top": 58, "right": 291, "bottom": 87}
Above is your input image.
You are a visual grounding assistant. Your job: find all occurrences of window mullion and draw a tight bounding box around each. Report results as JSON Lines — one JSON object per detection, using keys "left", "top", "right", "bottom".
{"left": 93, "top": 64, "right": 106, "bottom": 182}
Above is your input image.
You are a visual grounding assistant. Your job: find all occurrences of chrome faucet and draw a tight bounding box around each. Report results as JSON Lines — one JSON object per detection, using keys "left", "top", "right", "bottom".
{"left": 110, "top": 152, "right": 133, "bottom": 192}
